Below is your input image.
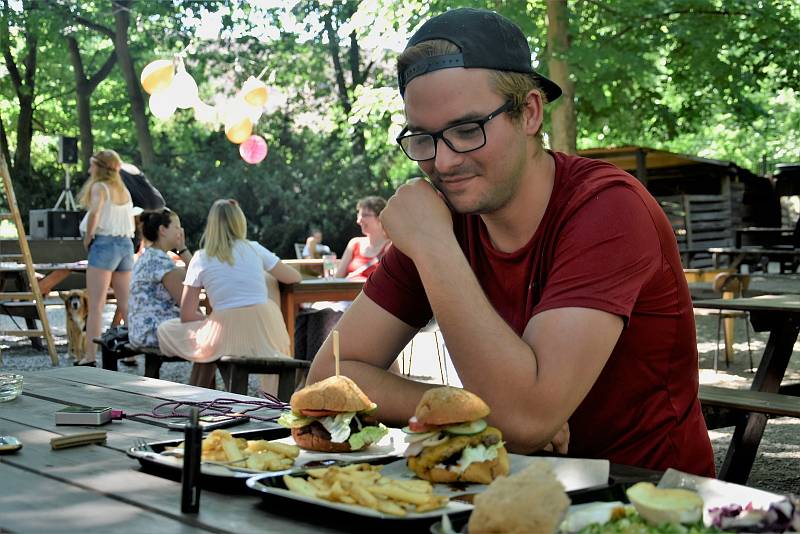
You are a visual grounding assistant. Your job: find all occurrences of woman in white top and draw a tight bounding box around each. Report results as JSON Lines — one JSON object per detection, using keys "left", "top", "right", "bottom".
{"left": 157, "top": 199, "right": 302, "bottom": 391}
{"left": 76, "top": 149, "right": 136, "bottom": 366}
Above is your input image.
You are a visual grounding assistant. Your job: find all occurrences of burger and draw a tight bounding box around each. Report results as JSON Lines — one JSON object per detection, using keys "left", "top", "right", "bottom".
{"left": 404, "top": 387, "right": 509, "bottom": 484}
{"left": 277, "top": 375, "right": 388, "bottom": 452}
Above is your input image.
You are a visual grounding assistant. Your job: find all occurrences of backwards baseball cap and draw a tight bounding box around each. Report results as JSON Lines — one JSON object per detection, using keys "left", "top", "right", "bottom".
{"left": 398, "top": 8, "right": 561, "bottom": 103}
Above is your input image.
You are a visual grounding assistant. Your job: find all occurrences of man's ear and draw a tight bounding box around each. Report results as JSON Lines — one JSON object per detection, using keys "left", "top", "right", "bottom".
{"left": 520, "top": 89, "right": 544, "bottom": 136}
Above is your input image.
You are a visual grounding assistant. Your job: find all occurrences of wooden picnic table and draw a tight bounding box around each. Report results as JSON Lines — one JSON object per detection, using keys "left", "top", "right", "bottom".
{"left": 707, "top": 247, "right": 800, "bottom": 272}
{"left": 1, "top": 367, "right": 666, "bottom": 532}
{"left": 693, "top": 294, "right": 800, "bottom": 484}
{"left": 0, "top": 367, "right": 339, "bottom": 533}
{"left": 279, "top": 278, "right": 364, "bottom": 356}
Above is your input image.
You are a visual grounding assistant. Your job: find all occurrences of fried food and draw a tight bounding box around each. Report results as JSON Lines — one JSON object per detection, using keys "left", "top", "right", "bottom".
{"left": 468, "top": 459, "right": 570, "bottom": 534}
{"left": 282, "top": 463, "right": 448, "bottom": 516}
{"left": 175, "top": 429, "right": 299, "bottom": 471}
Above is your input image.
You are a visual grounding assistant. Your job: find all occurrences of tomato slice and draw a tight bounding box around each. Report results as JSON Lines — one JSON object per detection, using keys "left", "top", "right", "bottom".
{"left": 300, "top": 409, "right": 340, "bottom": 417}
{"left": 407, "top": 416, "right": 438, "bottom": 433}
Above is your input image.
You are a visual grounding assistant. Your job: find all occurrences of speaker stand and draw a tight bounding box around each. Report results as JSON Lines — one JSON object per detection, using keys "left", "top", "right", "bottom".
{"left": 53, "top": 164, "right": 77, "bottom": 211}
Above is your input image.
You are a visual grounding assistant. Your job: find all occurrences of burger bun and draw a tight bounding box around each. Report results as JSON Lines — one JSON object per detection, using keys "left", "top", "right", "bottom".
{"left": 415, "top": 386, "right": 490, "bottom": 426}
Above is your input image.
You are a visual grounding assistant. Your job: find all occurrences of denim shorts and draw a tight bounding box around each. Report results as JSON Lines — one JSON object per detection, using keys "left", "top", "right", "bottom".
{"left": 88, "top": 235, "right": 134, "bottom": 272}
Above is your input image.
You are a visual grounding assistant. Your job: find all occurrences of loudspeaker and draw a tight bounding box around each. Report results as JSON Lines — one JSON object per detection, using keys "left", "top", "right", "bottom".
{"left": 29, "top": 209, "right": 83, "bottom": 239}
{"left": 58, "top": 136, "right": 78, "bottom": 164}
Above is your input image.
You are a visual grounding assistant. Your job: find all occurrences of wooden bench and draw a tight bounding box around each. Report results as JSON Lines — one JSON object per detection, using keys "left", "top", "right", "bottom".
{"left": 92, "top": 337, "right": 310, "bottom": 401}
{"left": 216, "top": 355, "right": 310, "bottom": 399}
{"left": 699, "top": 384, "right": 800, "bottom": 429}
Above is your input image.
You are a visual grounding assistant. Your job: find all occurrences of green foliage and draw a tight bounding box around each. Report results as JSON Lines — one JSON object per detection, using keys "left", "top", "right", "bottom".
{"left": 1, "top": 0, "right": 798, "bottom": 258}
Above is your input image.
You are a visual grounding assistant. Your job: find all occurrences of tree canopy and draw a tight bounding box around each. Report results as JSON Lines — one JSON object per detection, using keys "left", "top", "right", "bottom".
{"left": 1, "top": 0, "right": 798, "bottom": 257}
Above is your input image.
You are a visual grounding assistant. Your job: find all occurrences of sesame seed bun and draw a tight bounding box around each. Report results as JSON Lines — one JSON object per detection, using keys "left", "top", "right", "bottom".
{"left": 290, "top": 375, "right": 373, "bottom": 413}
{"left": 414, "top": 386, "right": 490, "bottom": 426}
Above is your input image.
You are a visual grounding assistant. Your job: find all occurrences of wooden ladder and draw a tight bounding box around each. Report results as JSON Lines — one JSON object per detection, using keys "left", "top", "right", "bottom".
{"left": 0, "top": 152, "right": 58, "bottom": 365}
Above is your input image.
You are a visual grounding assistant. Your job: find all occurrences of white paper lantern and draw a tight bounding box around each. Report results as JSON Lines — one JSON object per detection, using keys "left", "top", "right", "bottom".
{"left": 193, "top": 101, "right": 218, "bottom": 124}
{"left": 149, "top": 91, "right": 177, "bottom": 120}
{"left": 172, "top": 69, "right": 199, "bottom": 109}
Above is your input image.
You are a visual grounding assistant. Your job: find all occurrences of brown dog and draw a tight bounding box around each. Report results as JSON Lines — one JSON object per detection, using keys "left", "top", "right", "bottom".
{"left": 60, "top": 289, "right": 88, "bottom": 361}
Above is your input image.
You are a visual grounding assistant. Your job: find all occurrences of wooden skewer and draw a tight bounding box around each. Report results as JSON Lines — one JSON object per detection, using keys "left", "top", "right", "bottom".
{"left": 333, "top": 330, "right": 340, "bottom": 377}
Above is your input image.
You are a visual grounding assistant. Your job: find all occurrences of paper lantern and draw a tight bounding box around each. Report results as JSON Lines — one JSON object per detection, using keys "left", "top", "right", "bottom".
{"left": 172, "top": 69, "right": 199, "bottom": 109}
{"left": 225, "top": 117, "right": 253, "bottom": 144}
{"left": 140, "top": 59, "right": 174, "bottom": 95}
{"left": 193, "top": 101, "right": 218, "bottom": 124}
{"left": 241, "top": 76, "right": 268, "bottom": 107}
{"left": 149, "top": 91, "right": 177, "bottom": 120}
{"left": 239, "top": 135, "right": 268, "bottom": 164}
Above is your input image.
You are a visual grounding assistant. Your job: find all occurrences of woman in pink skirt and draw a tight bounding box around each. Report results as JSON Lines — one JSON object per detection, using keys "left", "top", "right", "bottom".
{"left": 157, "top": 199, "right": 301, "bottom": 392}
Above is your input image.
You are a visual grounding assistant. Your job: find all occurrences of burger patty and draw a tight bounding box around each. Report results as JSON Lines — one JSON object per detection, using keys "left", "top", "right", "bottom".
{"left": 294, "top": 417, "right": 363, "bottom": 441}
{"left": 408, "top": 427, "right": 503, "bottom": 473}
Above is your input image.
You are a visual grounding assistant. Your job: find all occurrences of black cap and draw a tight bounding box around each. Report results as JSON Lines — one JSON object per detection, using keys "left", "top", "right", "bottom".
{"left": 398, "top": 8, "right": 561, "bottom": 103}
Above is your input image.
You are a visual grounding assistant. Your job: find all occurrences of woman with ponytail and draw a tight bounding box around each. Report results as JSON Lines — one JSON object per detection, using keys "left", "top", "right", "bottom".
{"left": 157, "top": 199, "right": 302, "bottom": 392}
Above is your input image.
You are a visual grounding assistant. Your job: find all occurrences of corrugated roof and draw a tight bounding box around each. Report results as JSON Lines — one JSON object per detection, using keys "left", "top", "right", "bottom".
{"left": 577, "top": 145, "right": 736, "bottom": 171}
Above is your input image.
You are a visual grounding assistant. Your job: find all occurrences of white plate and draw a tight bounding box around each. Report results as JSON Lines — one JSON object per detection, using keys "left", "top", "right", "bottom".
{"left": 275, "top": 427, "right": 406, "bottom": 467}
{"left": 380, "top": 454, "right": 610, "bottom": 497}
{"left": 128, "top": 428, "right": 406, "bottom": 479}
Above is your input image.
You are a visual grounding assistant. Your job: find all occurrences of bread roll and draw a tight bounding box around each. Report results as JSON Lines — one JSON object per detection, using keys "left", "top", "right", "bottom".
{"left": 414, "top": 386, "right": 490, "bottom": 425}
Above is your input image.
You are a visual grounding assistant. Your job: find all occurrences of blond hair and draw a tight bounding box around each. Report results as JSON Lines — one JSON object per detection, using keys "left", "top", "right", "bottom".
{"left": 200, "top": 199, "right": 247, "bottom": 265}
{"left": 397, "top": 39, "right": 548, "bottom": 139}
{"left": 78, "top": 149, "right": 123, "bottom": 207}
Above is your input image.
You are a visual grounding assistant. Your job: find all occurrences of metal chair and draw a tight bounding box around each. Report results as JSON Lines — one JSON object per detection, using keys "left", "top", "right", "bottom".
{"left": 401, "top": 318, "right": 449, "bottom": 385}
{"left": 712, "top": 272, "right": 753, "bottom": 372}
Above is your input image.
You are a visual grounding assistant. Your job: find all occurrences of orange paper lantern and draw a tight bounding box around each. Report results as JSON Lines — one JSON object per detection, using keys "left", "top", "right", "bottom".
{"left": 140, "top": 59, "right": 175, "bottom": 95}
{"left": 225, "top": 117, "right": 253, "bottom": 144}
{"left": 241, "top": 76, "right": 268, "bottom": 107}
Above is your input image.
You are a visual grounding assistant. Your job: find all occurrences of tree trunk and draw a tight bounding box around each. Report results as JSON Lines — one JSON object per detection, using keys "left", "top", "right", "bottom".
{"left": 0, "top": 0, "right": 38, "bottom": 180}
{"left": 66, "top": 35, "right": 116, "bottom": 171}
{"left": 546, "top": 0, "right": 577, "bottom": 154}
{"left": 112, "top": 0, "right": 155, "bottom": 167}
{"left": 66, "top": 37, "right": 94, "bottom": 170}
{"left": 0, "top": 109, "right": 11, "bottom": 168}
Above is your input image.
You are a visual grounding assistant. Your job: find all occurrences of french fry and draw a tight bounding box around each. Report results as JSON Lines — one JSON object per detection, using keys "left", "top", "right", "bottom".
{"left": 368, "top": 484, "right": 431, "bottom": 505}
{"left": 376, "top": 499, "right": 407, "bottom": 517}
{"left": 283, "top": 475, "right": 318, "bottom": 498}
{"left": 260, "top": 441, "right": 300, "bottom": 458}
{"left": 220, "top": 435, "right": 245, "bottom": 464}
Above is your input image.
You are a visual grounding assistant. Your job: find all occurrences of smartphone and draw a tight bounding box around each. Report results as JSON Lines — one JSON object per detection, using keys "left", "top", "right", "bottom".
{"left": 167, "top": 414, "right": 250, "bottom": 431}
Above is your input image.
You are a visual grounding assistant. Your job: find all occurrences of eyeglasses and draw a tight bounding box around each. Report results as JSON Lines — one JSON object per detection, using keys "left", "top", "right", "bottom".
{"left": 396, "top": 101, "right": 515, "bottom": 162}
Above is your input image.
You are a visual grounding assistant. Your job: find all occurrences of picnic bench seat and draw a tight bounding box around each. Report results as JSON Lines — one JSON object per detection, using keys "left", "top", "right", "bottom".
{"left": 92, "top": 337, "right": 310, "bottom": 401}
{"left": 699, "top": 384, "right": 800, "bottom": 429}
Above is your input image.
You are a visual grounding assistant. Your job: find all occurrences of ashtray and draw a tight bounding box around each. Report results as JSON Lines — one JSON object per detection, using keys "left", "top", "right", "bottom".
{"left": 0, "top": 373, "right": 23, "bottom": 402}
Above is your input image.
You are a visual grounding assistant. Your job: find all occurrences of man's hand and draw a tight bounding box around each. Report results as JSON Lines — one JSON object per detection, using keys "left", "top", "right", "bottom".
{"left": 380, "top": 178, "right": 454, "bottom": 259}
{"left": 541, "top": 422, "right": 570, "bottom": 455}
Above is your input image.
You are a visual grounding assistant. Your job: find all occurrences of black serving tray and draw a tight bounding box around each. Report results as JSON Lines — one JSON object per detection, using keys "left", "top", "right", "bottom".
{"left": 127, "top": 427, "right": 291, "bottom": 493}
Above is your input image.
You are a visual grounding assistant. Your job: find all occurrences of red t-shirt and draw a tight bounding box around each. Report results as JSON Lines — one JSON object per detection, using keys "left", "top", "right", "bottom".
{"left": 364, "top": 152, "right": 715, "bottom": 476}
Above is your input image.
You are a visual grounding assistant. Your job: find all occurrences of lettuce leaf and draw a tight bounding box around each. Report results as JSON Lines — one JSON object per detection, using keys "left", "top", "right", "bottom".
{"left": 318, "top": 412, "right": 357, "bottom": 443}
{"left": 277, "top": 411, "right": 315, "bottom": 429}
{"left": 348, "top": 423, "right": 389, "bottom": 450}
{"left": 454, "top": 442, "right": 504, "bottom": 473}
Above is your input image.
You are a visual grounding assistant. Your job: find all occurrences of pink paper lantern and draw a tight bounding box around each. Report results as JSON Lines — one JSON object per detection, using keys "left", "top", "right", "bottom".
{"left": 239, "top": 135, "right": 268, "bottom": 164}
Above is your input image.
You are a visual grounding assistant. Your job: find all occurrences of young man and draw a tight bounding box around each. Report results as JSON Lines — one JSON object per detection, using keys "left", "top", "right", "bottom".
{"left": 307, "top": 8, "right": 714, "bottom": 476}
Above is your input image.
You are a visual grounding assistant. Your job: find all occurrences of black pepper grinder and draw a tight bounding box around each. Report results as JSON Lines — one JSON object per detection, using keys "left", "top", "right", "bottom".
{"left": 181, "top": 407, "right": 201, "bottom": 513}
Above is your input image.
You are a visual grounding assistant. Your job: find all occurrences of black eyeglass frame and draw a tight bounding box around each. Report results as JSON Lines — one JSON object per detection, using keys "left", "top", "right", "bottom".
{"left": 395, "top": 100, "right": 515, "bottom": 162}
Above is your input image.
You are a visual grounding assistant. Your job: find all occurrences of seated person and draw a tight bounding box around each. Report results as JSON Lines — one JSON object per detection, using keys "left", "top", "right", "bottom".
{"left": 302, "top": 227, "right": 332, "bottom": 259}
{"left": 128, "top": 208, "right": 192, "bottom": 349}
{"left": 157, "top": 199, "right": 302, "bottom": 393}
{"left": 307, "top": 8, "right": 714, "bottom": 477}
{"left": 335, "top": 196, "right": 391, "bottom": 280}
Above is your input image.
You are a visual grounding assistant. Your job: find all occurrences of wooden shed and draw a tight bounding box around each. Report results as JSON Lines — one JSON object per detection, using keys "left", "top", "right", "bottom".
{"left": 578, "top": 146, "right": 780, "bottom": 266}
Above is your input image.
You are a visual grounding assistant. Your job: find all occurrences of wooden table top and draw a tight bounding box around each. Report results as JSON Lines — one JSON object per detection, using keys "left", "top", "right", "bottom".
{"left": 693, "top": 293, "right": 800, "bottom": 313}
{"left": 0, "top": 367, "right": 340, "bottom": 533}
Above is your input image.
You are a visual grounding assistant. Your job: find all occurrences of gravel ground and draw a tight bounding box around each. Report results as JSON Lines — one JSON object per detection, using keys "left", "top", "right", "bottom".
{"left": 2, "top": 304, "right": 799, "bottom": 495}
